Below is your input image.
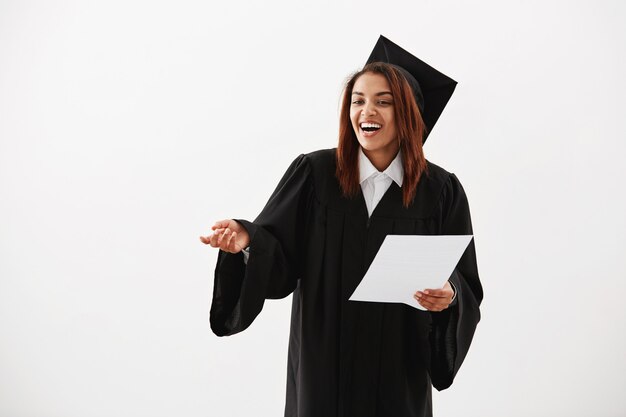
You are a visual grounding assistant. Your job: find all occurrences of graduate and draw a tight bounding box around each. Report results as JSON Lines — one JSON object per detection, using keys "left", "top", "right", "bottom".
{"left": 200, "top": 35, "right": 483, "bottom": 417}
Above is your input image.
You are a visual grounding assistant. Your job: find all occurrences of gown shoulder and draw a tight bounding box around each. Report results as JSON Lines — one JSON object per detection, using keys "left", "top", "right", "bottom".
{"left": 301, "top": 148, "right": 336, "bottom": 178}
{"left": 296, "top": 149, "right": 467, "bottom": 221}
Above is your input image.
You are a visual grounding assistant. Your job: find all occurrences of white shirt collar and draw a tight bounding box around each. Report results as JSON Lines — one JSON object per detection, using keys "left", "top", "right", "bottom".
{"left": 358, "top": 147, "right": 404, "bottom": 187}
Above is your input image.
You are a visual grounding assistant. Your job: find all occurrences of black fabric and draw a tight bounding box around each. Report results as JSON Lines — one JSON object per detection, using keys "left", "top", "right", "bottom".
{"left": 210, "top": 149, "right": 483, "bottom": 417}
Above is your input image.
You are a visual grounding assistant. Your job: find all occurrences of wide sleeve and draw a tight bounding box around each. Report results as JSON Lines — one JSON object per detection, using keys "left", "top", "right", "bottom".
{"left": 209, "top": 154, "right": 314, "bottom": 337}
{"left": 428, "top": 173, "right": 484, "bottom": 390}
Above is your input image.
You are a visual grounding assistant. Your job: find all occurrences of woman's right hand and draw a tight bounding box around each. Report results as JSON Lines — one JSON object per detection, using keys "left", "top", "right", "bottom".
{"left": 199, "top": 219, "right": 250, "bottom": 254}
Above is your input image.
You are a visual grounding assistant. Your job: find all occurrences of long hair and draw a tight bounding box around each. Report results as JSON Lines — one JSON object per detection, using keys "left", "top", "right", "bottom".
{"left": 335, "top": 62, "right": 428, "bottom": 208}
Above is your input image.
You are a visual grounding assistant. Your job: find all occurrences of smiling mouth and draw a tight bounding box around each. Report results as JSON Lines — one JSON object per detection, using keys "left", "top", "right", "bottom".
{"left": 360, "top": 122, "right": 382, "bottom": 132}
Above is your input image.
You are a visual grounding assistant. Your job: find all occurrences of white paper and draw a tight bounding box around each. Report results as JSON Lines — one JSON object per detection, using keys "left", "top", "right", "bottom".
{"left": 349, "top": 235, "right": 473, "bottom": 310}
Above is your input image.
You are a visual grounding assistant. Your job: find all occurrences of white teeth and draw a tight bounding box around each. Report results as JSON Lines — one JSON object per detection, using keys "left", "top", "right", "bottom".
{"left": 360, "top": 122, "right": 382, "bottom": 129}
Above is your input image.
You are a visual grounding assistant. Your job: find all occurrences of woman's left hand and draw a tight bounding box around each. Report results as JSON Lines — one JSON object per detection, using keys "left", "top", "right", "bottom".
{"left": 414, "top": 281, "right": 454, "bottom": 312}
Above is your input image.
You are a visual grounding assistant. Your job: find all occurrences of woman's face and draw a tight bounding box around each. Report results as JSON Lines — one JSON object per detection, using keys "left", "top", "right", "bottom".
{"left": 350, "top": 72, "right": 398, "bottom": 161}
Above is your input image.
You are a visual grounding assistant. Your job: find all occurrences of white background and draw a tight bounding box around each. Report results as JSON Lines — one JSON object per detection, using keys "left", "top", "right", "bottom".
{"left": 1, "top": 0, "right": 625, "bottom": 416}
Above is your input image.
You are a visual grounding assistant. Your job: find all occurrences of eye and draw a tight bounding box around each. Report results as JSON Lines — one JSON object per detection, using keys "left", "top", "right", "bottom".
{"left": 351, "top": 99, "right": 364, "bottom": 105}
{"left": 378, "top": 100, "right": 392, "bottom": 105}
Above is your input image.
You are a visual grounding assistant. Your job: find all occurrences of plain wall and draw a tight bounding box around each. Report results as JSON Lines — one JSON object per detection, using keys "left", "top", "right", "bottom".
{"left": 1, "top": 0, "right": 625, "bottom": 416}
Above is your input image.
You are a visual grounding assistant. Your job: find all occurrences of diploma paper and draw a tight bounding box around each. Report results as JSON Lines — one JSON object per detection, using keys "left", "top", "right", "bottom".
{"left": 349, "top": 235, "right": 473, "bottom": 311}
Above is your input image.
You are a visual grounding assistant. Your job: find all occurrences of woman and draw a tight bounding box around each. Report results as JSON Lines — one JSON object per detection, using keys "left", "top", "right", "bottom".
{"left": 201, "top": 36, "right": 483, "bottom": 417}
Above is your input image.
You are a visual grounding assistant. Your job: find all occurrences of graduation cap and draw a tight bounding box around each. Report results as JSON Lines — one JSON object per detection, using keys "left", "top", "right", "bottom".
{"left": 366, "top": 35, "right": 457, "bottom": 142}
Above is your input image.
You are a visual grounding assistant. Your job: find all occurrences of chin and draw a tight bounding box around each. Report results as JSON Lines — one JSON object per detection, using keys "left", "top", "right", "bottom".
{"left": 358, "top": 138, "right": 393, "bottom": 153}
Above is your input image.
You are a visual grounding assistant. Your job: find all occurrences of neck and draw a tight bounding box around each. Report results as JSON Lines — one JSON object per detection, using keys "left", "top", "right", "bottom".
{"left": 362, "top": 144, "right": 400, "bottom": 171}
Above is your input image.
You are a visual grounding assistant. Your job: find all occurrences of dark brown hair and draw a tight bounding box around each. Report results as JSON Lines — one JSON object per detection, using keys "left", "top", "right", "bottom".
{"left": 335, "top": 62, "right": 428, "bottom": 208}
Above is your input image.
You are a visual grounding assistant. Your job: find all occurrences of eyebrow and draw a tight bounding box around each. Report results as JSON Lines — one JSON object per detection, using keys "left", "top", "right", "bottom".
{"left": 352, "top": 91, "right": 393, "bottom": 97}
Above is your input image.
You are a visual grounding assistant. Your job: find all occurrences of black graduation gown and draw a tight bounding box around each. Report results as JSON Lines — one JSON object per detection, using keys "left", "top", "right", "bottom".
{"left": 210, "top": 148, "right": 483, "bottom": 417}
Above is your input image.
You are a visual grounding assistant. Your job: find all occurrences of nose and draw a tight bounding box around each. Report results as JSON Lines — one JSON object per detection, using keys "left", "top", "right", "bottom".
{"left": 362, "top": 102, "right": 377, "bottom": 117}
